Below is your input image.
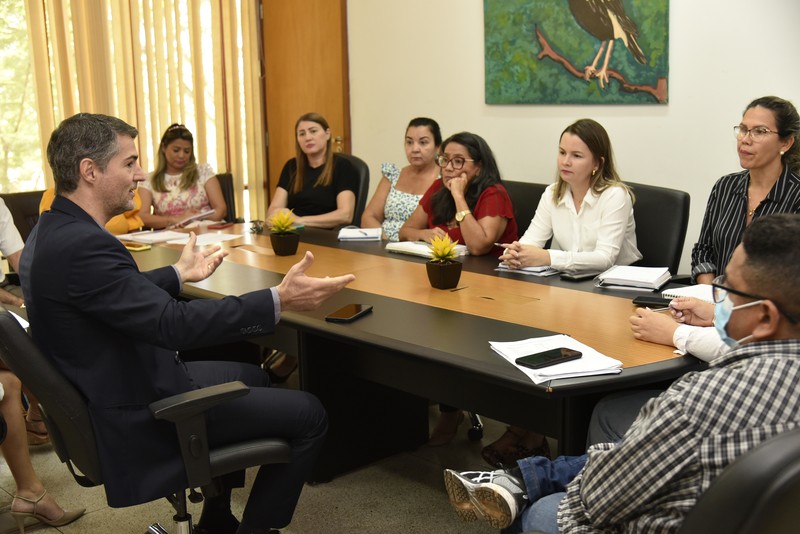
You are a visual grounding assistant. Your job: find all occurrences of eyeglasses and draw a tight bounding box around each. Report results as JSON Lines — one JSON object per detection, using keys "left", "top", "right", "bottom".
{"left": 733, "top": 125, "right": 779, "bottom": 142}
{"left": 712, "top": 275, "right": 798, "bottom": 323}
{"left": 436, "top": 155, "right": 475, "bottom": 170}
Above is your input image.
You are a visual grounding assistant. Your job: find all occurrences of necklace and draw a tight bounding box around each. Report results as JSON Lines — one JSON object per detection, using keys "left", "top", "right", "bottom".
{"left": 747, "top": 194, "right": 759, "bottom": 218}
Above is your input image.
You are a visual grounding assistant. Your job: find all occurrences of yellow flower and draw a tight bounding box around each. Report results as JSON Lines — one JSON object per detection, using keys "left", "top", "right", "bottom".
{"left": 268, "top": 210, "right": 297, "bottom": 234}
{"left": 428, "top": 234, "right": 459, "bottom": 263}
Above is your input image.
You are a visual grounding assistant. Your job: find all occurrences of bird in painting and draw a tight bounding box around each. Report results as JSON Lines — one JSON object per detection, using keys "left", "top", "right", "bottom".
{"left": 568, "top": 0, "right": 647, "bottom": 88}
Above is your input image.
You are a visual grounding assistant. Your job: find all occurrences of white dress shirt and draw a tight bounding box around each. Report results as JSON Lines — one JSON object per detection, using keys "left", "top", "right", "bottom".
{"left": 519, "top": 183, "right": 641, "bottom": 272}
{"left": 0, "top": 198, "right": 24, "bottom": 284}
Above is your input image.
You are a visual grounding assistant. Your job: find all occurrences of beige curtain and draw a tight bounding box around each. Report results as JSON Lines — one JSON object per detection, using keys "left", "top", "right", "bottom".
{"left": 25, "top": 0, "right": 265, "bottom": 219}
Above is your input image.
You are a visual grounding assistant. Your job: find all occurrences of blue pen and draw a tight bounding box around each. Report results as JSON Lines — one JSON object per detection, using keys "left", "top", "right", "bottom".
{"left": 359, "top": 230, "right": 368, "bottom": 236}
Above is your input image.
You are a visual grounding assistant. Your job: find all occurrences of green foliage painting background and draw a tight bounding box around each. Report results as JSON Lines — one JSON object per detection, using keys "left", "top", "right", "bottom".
{"left": 484, "top": 0, "right": 669, "bottom": 104}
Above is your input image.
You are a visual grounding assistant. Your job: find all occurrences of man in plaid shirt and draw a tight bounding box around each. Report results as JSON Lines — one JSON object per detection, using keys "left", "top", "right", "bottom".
{"left": 444, "top": 213, "right": 800, "bottom": 533}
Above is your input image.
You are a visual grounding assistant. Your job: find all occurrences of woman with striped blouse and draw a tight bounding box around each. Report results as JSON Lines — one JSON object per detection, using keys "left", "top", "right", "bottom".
{"left": 692, "top": 96, "right": 800, "bottom": 284}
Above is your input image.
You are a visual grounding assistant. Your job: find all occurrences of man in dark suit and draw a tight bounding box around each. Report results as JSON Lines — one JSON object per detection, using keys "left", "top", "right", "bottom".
{"left": 19, "top": 113, "right": 355, "bottom": 534}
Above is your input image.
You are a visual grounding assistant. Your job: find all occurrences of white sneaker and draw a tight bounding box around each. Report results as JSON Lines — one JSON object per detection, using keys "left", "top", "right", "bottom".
{"left": 443, "top": 468, "right": 527, "bottom": 529}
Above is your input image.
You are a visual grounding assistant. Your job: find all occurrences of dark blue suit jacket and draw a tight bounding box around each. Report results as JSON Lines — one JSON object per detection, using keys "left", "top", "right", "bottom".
{"left": 20, "top": 196, "right": 276, "bottom": 507}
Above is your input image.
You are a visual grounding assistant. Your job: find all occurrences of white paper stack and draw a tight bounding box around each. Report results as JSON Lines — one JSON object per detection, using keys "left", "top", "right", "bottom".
{"left": 338, "top": 227, "right": 382, "bottom": 241}
{"left": 489, "top": 334, "right": 622, "bottom": 384}
{"left": 596, "top": 265, "right": 671, "bottom": 290}
{"left": 385, "top": 241, "right": 468, "bottom": 259}
{"left": 496, "top": 263, "right": 559, "bottom": 277}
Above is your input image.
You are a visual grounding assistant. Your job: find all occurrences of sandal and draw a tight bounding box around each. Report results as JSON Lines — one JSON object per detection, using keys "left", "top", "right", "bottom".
{"left": 11, "top": 489, "right": 85, "bottom": 532}
{"left": 25, "top": 419, "right": 49, "bottom": 446}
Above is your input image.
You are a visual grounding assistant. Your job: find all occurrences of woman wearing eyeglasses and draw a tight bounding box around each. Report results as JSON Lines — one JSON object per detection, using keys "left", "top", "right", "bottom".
{"left": 691, "top": 95, "right": 800, "bottom": 284}
{"left": 398, "top": 131, "right": 517, "bottom": 256}
{"left": 139, "top": 124, "right": 227, "bottom": 229}
{"left": 499, "top": 118, "right": 641, "bottom": 274}
{"left": 629, "top": 96, "right": 800, "bottom": 371}
{"left": 398, "top": 132, "right": 517, "bottom": 447}
{"left": 361, "top": 117, "right": 442, "bottom": 241}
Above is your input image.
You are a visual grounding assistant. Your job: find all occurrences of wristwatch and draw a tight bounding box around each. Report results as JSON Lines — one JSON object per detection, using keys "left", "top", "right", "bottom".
{"left": 455, "top": 210, "right": 471, "bottom": 223}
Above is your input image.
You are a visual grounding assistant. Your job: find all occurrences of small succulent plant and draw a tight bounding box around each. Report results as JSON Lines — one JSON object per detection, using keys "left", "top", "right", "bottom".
{"left": 428, "top": 234, "right": 459, "bottom": 263}
{"left": 268, "top": 210, "right": 297, "bottom": 234}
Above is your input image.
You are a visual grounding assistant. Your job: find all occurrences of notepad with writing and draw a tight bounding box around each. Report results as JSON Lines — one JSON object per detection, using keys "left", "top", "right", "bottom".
{"left": 662, "top": 284, "right": 714, "bottom": 303}
{"left": 596, "top": 265, "right": 671, "bottom": 290}
{"left": 385, "top": 241, "right": 468, "bottom": 258}
{"left": 337, "top": 227, "right": 382, "bottom": 241}
{"left": 489, "top": 334, "right": 622, "bottom": 384}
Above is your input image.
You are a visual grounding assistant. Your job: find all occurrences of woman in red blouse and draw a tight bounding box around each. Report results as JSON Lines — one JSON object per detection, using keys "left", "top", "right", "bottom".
{"left": 400, "top": 132, "right": 518, "bottom": 446}
{"left": 399, "top": 132, "right": 517, "bottom": 257}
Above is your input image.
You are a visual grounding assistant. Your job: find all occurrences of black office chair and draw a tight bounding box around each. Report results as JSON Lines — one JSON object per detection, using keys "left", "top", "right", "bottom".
{"left": 503, "top": 180, "right": 549, "bottom": 236}
{"left": 677, "top": 427, "right": 800, "bottom": 534}
{"left": 628, "top": 182, "right": 690, "bottom": 275}
{"left": 0, "top": 309, "right": 291, "bottom": 533}
{"left": 0, "top": 190, "right": 45, "bottom": 242}
{"left": 215, "top": 173, "right": 243, "bottom": 223}
{"left": 338, "top": 153, "right": 370, "bottom": 226}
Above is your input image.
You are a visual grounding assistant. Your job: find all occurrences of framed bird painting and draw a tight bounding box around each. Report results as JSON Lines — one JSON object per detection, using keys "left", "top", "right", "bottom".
{"left": 484, "top": 0, "right": 669, "bottom": 104}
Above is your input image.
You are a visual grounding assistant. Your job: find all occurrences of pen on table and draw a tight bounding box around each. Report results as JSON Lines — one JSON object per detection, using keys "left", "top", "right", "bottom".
{"left": 359, "top": 230, "right": 368, "bottom": 236}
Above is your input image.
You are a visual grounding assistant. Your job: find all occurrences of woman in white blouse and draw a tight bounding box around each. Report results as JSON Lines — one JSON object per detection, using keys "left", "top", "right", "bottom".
{"left": 500, "top": 118, "right": 641, "bottom": 273}
{"left": 484, "top": 119, "right": 642, "bottom": 468}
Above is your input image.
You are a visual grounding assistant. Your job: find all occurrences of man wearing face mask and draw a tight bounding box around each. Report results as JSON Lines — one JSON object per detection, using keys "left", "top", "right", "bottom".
{"left": 443, "top": 214, "right": 800, "bottom": 533}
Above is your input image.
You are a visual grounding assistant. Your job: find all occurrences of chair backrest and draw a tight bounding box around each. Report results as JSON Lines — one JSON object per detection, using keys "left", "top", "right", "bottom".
{"left": 0, "top": 310, "right": 103, "bottom": 486}
{"left": 678, "top": 428, "right": 800, "bottom": 534}
{"left": 627, "top": 182, "right": 690, "bottom": 274}
{"left": 338, "top": 153, "right": 370, "bottom": 226}
{"left": 215, "top": 173, "right": 237, "bottom": 223}
{"left": 503, "top": 180, "right": 549, "bottom": 236}
{"left": 0, "top": 190, "right": 45, "bottom": 242}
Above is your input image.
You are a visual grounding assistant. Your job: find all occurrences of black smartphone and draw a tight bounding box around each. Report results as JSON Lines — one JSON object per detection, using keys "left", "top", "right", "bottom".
{"left": 515, "top": 347, "right": 583, "bottom": 369}
{"left": 632, "top": 296, "right": 672, "bottom": 308}
{"left": 325, "top": 304, "right": 373, "bottom": 323}
{"left": 560, "top": 271, "right": 601, "bottom": 282}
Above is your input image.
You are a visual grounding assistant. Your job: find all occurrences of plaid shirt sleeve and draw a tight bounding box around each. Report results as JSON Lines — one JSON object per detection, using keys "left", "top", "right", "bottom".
{"left": 558, "top": 380, "right": 701, "bottom": 532}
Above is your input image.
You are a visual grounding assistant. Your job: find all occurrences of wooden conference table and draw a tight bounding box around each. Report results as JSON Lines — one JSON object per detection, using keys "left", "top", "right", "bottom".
{"left": 133, "top": 225, "right": 703, "bottom": 481}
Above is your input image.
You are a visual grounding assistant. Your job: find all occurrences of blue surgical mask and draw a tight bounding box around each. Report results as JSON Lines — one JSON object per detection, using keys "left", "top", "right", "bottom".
{"left": 714, "top": 295, "right": 760, "bottom": 348}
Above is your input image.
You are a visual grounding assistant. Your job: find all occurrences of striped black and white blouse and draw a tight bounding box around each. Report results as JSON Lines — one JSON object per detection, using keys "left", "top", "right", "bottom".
{"left": 691, "top": 166, "right": 800, "bottom": 281}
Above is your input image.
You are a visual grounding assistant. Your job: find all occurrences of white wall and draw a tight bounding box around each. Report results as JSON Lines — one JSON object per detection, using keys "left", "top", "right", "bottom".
{"left": 346, "top": 0, "right": 800, "bottom": 273}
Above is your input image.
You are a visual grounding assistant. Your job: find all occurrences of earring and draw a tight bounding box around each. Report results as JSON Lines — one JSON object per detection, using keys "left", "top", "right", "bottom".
{"left": 592, "top": 169, "right": 596, "bottom": 176}
{"left": 780, "top": 150, "right": 785, "bottom": 155}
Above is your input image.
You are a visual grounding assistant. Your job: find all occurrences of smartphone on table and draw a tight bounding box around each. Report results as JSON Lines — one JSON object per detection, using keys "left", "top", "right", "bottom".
{"left": 325, "top": 304, "right": 373, "bottom": 323}
{"left": 515, "top": 347, "right": 583, "bottom": 369}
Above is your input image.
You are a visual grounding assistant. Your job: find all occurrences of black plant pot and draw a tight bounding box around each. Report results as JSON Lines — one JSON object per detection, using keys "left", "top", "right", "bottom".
{"left": 270, "top": 232, "right": 300, "bottom": 256}
{"left": 426, "top": 261, "right": 462, "bottom": 290}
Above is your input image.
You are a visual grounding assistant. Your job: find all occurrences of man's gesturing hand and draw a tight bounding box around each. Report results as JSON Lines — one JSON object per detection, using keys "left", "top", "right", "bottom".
{"left": 277, "top": 251, "right": 355, "bottom": 311}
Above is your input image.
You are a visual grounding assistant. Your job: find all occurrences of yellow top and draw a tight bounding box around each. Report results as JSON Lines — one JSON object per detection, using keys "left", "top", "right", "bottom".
{"left": 39, "top": 188, "right": 144, "bottom": 235}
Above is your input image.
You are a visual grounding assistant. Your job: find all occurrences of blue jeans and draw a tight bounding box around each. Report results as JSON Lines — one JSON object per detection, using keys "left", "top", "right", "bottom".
{"left": 501, "top": 455, "right": 587, "bottom": 533}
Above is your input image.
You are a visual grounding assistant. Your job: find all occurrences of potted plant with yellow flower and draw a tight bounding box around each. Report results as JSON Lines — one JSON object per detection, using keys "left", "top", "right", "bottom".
{"left": 426, "top": 234, "right": 463, "bottom": 289}
{"left": 268, "top": 210, "right": 300, "bottom": 256}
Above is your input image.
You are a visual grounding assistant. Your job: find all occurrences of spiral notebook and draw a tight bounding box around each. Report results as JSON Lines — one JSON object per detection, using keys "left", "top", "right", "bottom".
{"left": 662, "top": 284, "right": 714, "bottom": 303}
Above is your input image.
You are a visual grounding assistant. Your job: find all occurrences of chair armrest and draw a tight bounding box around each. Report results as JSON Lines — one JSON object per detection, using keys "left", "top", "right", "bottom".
{"left": 150, "top": 381, "right": 249, "bottom": 423}
{"left": 149, "top": 381, "right": 250, "bottom": 488}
